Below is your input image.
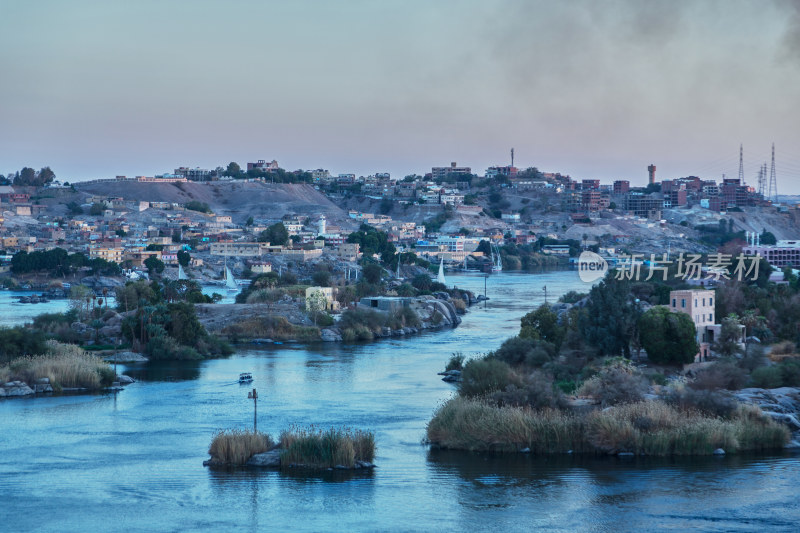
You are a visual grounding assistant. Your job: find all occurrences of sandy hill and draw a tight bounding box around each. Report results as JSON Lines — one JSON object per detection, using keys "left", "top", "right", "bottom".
{"left": 75, "top": 181, "right": 349, "bottom": 225}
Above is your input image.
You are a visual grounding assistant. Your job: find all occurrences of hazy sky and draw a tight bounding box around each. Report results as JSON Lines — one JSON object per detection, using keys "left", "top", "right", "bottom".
{"left": 2, "top": 0, "right": 800, "bottom": 191}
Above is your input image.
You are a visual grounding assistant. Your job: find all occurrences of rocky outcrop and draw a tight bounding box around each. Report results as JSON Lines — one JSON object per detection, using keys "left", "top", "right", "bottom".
{"left": 320, "top": 329, "right": 343, "bottom": 342}
{"left": 735, "top": 387, "right": 800, "bottom": 446}
{"left": 104, "top": 351, "right": 149, "bottom": 363}
{"left": 204, "top": 447, "right": 376, "bottom": 470}
{"left": 0, "top": 381, "right": 35, "bottom": 397}
{"left": 438, "top": 369, "right": 462, "bottom": 383}
{"left": 80, "top": 276, "right": 124, "bottom": 290}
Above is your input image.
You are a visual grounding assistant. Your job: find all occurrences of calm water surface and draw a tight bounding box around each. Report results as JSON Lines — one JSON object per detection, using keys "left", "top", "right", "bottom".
{"left": 2, "top": 271, "right": 799, "bottom": 532}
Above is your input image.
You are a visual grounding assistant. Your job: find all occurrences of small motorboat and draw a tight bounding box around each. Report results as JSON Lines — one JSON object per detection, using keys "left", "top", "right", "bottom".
{"left": 238, "top": 372, "right": 253, "bottom": 384}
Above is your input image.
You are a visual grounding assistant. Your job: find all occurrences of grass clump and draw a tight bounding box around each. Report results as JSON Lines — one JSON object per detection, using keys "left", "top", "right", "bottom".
{"left": 426, "top": 396, "right": 587, "bottom": 453}
{"left": 279, "top": 426, "right": 376, "bottom": 468}
{"left": 208, "top": 429, "right": 274, "bottom": 465}
{"left": 426, "top": 397, "right": 789, "bottom": 456}
{"left": 1, "top": 341, "right": 115, "bottom": 391}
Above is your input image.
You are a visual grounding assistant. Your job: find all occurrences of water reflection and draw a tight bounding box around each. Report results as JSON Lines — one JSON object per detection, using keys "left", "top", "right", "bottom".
{"left": 123, "top": 360, "right": 203, "bottom": 382}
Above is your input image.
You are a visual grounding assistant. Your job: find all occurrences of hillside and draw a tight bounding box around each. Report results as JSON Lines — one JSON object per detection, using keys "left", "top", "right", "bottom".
{"left": 74, "top": 181, "right": 350, "bottom": 225}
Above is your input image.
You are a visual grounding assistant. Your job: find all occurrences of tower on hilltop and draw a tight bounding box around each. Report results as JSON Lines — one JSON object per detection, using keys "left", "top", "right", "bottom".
{"left": 647, "top": 164, "right": 656, "bottom": 185}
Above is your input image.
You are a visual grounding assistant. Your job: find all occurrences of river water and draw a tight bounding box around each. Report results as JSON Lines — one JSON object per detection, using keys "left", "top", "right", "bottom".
{"left": 2, "top": 271, "right": 799, "bottom": 532}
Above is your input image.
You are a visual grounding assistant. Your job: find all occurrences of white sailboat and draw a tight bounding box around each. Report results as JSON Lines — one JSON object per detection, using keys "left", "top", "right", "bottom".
{"left": 178, "top": 263, "right": 188, "bottom": 280}
{"left": 437, "top": 257, "right": 447, "bottom": 285}
{"left": 224, "top": 259, "right": 238, "bottom": 291}
{"left": 491, "top": 243, "right": 503, "bottom": 273}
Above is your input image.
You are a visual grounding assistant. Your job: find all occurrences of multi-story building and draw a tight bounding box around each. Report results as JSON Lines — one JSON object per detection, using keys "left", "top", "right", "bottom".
{"left": 89, "top": 246, "right": 124, "bottom": 263}
{"left": 625, "top": 193, "right": 663, "bottom": 219}
{"left": 668, "top": 289, "right": 745, "bottom": 361}
{"left": 209, "top": 242, "right": 273, "bottom": 257}
{"left": 613, "top": 180, "right": 630, "bottom": 194}
{"left": 247, "top": 159, "right": 280, "bottom": 172}
{"left": 485, "top": 166, "right": 518, "bottom": 178}
{"left": 310, "top": 169, "right": 331, "bottom": 182}
{"left": 174, "top": 167, "right": 215, "bottom": 181}
{"left": 743, "top": 240, "right": 800, "bottom": 268}
{"left": 432, "top": 162, "right": 471, "bottom": 180}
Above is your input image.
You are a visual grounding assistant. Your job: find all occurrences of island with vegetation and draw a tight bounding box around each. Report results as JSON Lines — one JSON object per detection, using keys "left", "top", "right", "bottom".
{"left": 427, "top": 267, "right": 800, "bottom": 456}
{"left": 204, "top": 427, "right": 376, "bottom": 470}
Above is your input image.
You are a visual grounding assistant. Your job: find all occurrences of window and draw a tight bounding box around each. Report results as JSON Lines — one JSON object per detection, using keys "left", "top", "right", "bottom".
{"left": 681, "top": 299, "right": 686, "bottom": 308}
{"left": 702, "top": 298, "right": 706, "bottom": 306}
{"left": 695, "top": 299, "right": 698, "bottom": 307}
{"left": 710, "top": 297, "right": 713, "bottom": 306}
{"left": 672, "top": 298, "right": 676, "bottom": 307}
{"left": 709, "top": 313, "right": 713, "bottom": 322}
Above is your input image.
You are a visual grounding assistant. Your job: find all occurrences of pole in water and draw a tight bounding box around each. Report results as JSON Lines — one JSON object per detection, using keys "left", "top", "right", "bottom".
{"left": 544, "top": 285, "right": 548, "bottom": 304}
{"left": 484, "top": 275, "right": 488, "bottom": 309}
{"left": 248, "top": 388, "right": 258, "bottom": 432}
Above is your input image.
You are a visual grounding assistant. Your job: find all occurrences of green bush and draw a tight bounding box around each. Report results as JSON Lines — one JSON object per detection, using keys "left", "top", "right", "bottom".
{"left": 750, "top": 366, "right": 784, "bottom": 389}
{"left": 459, "top": 358, "right": 518, "bottom": 397}
{"left": 490, "top": 371, "right": 565, "bottom": 409}
{"left": 491, "top": 336, "right": 556, "bottom": 368}
{"left": 445, "top": 352, "right": 465, "bottom": 371}
{"left": 690, "top": 362, "right": 747, "bottom": 390}
{"left": 577, "top": 360, "right": 648, "bottom": 407}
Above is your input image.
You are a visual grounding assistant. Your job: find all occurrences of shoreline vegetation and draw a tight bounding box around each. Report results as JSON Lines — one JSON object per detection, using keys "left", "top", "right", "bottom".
{"left": 0, "top": 341, "right": 119, "bottom": 396}
{"left": 427, "top": 267, "right": 800, "bottom": 456}
{"left": 427, "top": 396, "right": 788, "bottom": 456}
{"left": 206, "top": 427, "right": 376, "bottom": 470}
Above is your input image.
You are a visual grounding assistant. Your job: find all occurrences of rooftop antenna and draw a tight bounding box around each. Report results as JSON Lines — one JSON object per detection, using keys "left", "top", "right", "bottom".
{"left": 510, "top": 147, "right": 515, "bottom": 167}
{"left": 738, "top": 144, "right": 744, "bottom": 184}
{"left": 768, "top": 143, "right": 778, "bottom": 203}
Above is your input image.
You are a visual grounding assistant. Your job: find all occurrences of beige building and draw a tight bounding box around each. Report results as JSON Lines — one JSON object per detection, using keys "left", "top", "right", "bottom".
{"left": 330, "top": 242, "right": 360, "bottom": 261}
{"left": 279, "top": 248, "right": 323, "bottom": 261}
{"left": 668, "top": 289, "right": 744, "bottom": 361}
{"left": 89, "top": 246, "right": 124, "bottom": 263}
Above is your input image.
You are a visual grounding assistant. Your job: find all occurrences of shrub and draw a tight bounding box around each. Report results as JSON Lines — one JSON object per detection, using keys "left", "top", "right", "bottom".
{"left": 145, "top": 335, "right": 201, "bottom": 361}
{"left": 779, "top": 358, "right": 800, "bottom": 386}
{"left": 0, "top": 326, "right": 48, "bottom": 364}
{"left": 491, "top": 336, "right": 556, "bottom": 368}
{"left": 663, "top": 386, "right": 738, "bottom": 418}
{"left": 245, "top": 288, "right": 287, "bottom": 303}
{"left": 279, "top": 427, "right": 375, "bottom": 468}
{"left": 577, "top": 360, "right": 649, "bottom": 407}
{"left": 770, "top": 340, "right": 796, "bottom": 355}
{"left": 459, "top": 358, "right": 519, "bottom": 398}
{"left": 445, "top": 352, "right": 465, "bottom": 372}
{"left": 491, "top": 371, "right": 565, "bottom": 409}
{"left": 690, "top": 362, "right": 747, "bottom": 390}
{"left": 750, "top": 366, "right": 784, "bottom": 389}
{"left": 208, "top": 430, "right": 273, "bottom": 465}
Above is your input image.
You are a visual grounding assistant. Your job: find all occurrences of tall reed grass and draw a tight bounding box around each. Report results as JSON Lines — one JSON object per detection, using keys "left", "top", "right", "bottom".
{"left": 279, "top": 426, "right": 376, "bottom": 468}
{"left": 1, "top": 341, "right": 115, "bottom": 390}
{"left": 427, "top": 397, "right": 789, "bottom": 456}
{"left": 208, "top": 429, "right": 274, "bottom": 465}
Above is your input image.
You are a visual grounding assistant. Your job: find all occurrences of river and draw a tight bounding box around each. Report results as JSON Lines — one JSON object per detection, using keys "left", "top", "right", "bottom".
{"left": 1, "top": 271, "right": 799, "bottom": 532}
